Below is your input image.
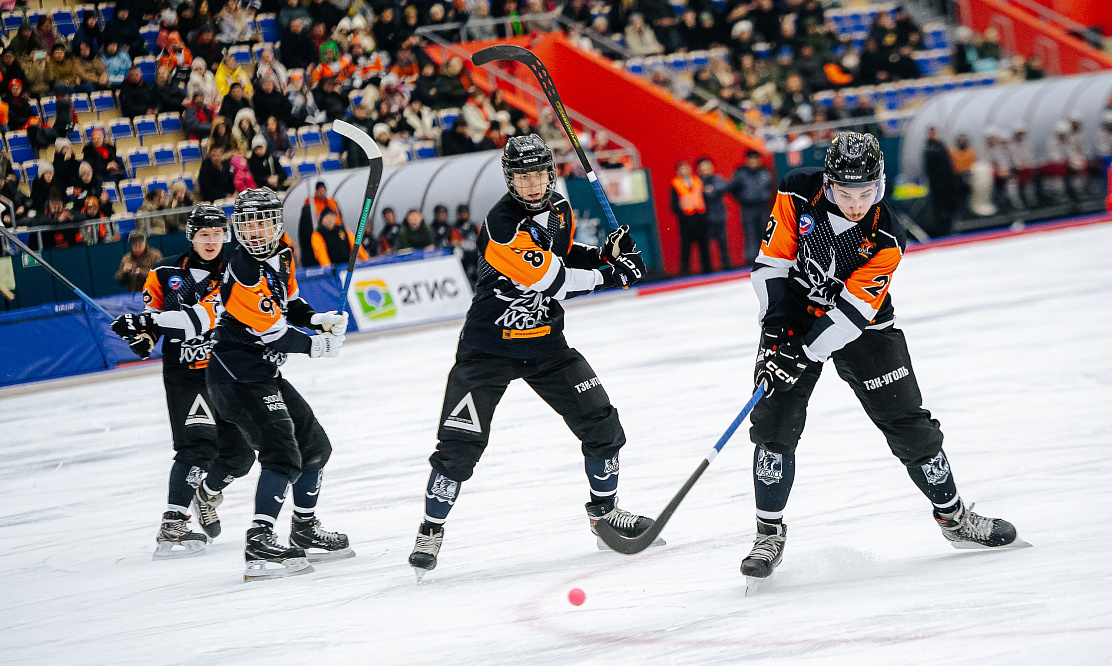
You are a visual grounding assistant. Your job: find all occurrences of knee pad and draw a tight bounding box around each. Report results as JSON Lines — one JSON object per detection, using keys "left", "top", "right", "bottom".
{"left": 430, "top": 441, "right": 484, "bottom": 483}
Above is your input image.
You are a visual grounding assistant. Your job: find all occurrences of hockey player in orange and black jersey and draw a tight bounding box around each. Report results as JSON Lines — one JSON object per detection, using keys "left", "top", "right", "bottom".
{"left": 109, "top": 205, "right": 257, "bottom": 560}
{"left": 205, "top": 187, "right": 354, "bottom": 581}
{"left": 406, "top": 134, "right": 657, "bottom": 580}
{"left": 740, "top": 132, "right": 1023, "bottom": 590}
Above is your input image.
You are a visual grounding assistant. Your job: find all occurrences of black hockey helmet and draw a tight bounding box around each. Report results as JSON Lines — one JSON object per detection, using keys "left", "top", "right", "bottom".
{"left": 232, "top": 188, "right": 284, "bottom": 257}
{"left": 502, "top": 133, "right": 556, "bottom": 212}
{"left": 186, "top": 203, "right": 231, "bottom": 242}
{"left": 824, "top": 131, "right": 885, "bottom": 206}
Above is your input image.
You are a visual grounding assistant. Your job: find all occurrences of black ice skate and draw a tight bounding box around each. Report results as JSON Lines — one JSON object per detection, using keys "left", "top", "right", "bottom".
{"left": 586, "top": 498, "right": 665, "bottom": 550}
{"left": 153, "top": 511, "right": 208, "bottom": 560}
{"left": 192, "top": 484, "right": 223, "bottom": 539}
{"left": 408, "top": 522, "right": 443, "bottom": 582}
{"left": 741, "top": 519, "right": 787, "bottom": 596}
{"left": 243, "top": 525, "right": 313, "bottom": 581}
{"left": 934, "top": 501, "right": 1028, "bottom": 549}
{"left": 289, "top": 516, "right": 355, "bottom": 562}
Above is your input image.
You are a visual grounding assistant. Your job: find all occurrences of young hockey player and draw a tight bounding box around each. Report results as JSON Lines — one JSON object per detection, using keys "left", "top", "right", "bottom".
{"left": 206, "top": 188, "right": 354, "bottom": 581}
{"left": 743, "top": 132, "right": 1023, "bottom": 592}
{"left": 110, "top": 205, "right": 257, "bottom": 560}
{"left": 407, "top": 134, "right": 654, "bottom": 580}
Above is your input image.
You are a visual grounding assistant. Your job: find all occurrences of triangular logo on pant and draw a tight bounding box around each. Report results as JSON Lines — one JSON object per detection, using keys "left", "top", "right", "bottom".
{"left": 443, "top": 392, "right": 481, "bottom": 433}
{"left": 185, "top": 393, "right": 217, "bottom": 426}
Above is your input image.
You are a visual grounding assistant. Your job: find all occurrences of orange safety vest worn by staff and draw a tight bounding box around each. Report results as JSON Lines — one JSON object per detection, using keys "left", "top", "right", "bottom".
{"left": 673, "top": 176, "right": 706, "bottom": 215}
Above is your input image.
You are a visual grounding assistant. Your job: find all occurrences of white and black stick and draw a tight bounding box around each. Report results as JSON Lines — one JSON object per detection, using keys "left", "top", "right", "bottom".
{"left": 595, "top": 385, "right": 766, "bottom": 555}
{"left": 0, "top": 225, "right": 117, "bottom": 321}
{"left": 330, "top": 119, "right": 384, "bottom": 312}
{"left": 471, "top": 45, "right": 620, "bottom": 232}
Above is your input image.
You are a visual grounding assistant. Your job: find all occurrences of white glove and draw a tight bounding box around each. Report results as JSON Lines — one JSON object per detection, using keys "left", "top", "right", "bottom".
{"left": 311, "top": 311, "right": 348, "bottom": 336}
{"left": 309, "top": 332, "right": 345, "bottom": 358}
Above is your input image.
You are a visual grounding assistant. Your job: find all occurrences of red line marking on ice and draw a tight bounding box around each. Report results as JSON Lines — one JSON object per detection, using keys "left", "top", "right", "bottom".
{"left": 635, "top": 212, "right": 1112, "bottom": 297}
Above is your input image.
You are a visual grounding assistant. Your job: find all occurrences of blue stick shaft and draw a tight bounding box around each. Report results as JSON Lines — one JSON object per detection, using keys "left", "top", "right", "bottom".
{"left": 712, "top": 384, "right": 766, "bottom": 454}
{"left": 587, "top": 174, "right": 620, "bottom": 232}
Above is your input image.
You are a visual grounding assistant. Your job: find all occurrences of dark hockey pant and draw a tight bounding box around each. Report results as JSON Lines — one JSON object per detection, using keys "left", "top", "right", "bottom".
{"left": 750, "top": 326, "right": 944, "bottom": 468}
{"left": 207, "top": 374, "right": 332, "bottom": 482}
{"left": 429, "top": 345, "right": 626, "bottom": 483}
{"left": 164, "top": 365, "right": 255, "bottom": 478}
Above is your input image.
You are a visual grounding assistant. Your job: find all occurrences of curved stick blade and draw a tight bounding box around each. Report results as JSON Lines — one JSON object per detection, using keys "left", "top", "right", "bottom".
{"left": 331, "top": 119, "right": 382, "bottom": 161}
{"left": 471, "top": 44, "right": 535, "bottom": 67}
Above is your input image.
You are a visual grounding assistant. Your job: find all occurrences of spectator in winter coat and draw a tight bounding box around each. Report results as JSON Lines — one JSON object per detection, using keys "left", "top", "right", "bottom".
{"left": 119, "top": 66, "right": 159, "bottom": 117}
{"left": 4, "top": 78, "right": 38, "bottom": 131}
{"left": 215, "top": 52, "right": 252, "bottom": 98}
{"left": 729, "top": 149, "right": 772, "bottom": 265}
{"left": 186, "top": 58, "right": 220, "bottom": 110}
{"left": 374, "top": 207, "right": 400, "bottom": 255}
{"left": 153, "top": 65, "right": 186, "bottom": 112}
{"left": 52, "top": 139, "right": 80, "bottom": 190}
{"left": 247, "top": 135, "right": 287, "bottom": 191}
{"left": 625, "top": 14, "right": 664, "bottom": 56}
{"left": 47, "top": 44, "right": 88, "bottom": 94}
{"left": 208, "top": 116, "right": 235, "bottom": 155}
{"left": 252, "top": 77, "right": 293, "bottom": 129}
{"left": 72, "top": 161, "right": 112, "bottom": 214}
{"left": 441, "top": 117, "right": 477, "bottom": 156}
{"left": 278, "top": 0, "right": 313, "bottom": 33}
{"left": 311, "top": 209, "right": 368, "bottom": 267}
{"left": 102, "top": 41, "right": 132, "bottom": 86}
{"left": 219, "top": 82, "right": 251, "bottom": 121}
{"left": 115, "top": 231, "right": 163, "bottom": 292}
{"left": 182, "top": 92, "right": 215, "bottom": 140}
{"left": 342, "top": 102, "right": 377, "bottom": 168}
{"left": 395, "top": 208, "right": 434, "bottom": 251}
{"left": 230, "top": 152, "right": 255, "bottom": 191}
{"left": 372, "top": 123, "right": 409, "bottom": 167}
{"left": 198, "top": 145, "right": 234, "bottom": 201}
{"left": 8, "top": 23, "right": 46, "bottom": 61}
{"left": 103, "top": 7, "right": 146, "bottom": 57}
{"left": 157, "top": 32, "right": 193, "bottom": 77}
{"left": 138, "top": 189, "right": 168, "bottom": 235}
{"left": 262, "top": 115, "right": 293, "bottom": 158}
{"left": 430, "top": 204, "right": 454, "bottom": 250}
{"left": 73, "top": 41, "right": 109, "bottom": 89}
{"left": 187, "top": 24, "right": 222, "bottom": 72}
{"left": 74, "top": 10, "right": 102, "bottom": 55}
{"left": 231, "top": 108, "right": 260, "bottom": 155}
{"left": 82, "top": 128, "right": 126, "bottom": 182}
{"left": 696, "top": 157, "right": 732, "bottom": 270}
{"left": 255, "top": 47, "right": 289, "bottom": 91}
{"left": 281, "top": 18, "right": 318, "bottom": 71}
{"left": 30, "top": 163, "right": 54, "bottom": 214}
{"left": 313, "top": 77, "right": 348, "bottom": 122}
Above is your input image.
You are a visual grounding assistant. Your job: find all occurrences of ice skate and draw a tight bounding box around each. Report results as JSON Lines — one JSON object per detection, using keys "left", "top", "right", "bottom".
{"left": 408, "top": 522, "right": 443, "bottom": 582}
{"left": 153, "top": 511, "right": 208, "bottom": 560}
{"left": 934, "top": 501, "right": 1028, "bottom": 550}
{"left": 243, "top": 525, "right": 313, "bottom": 581}
{"left": 289, "top": 516, "right": 355, "bottom": 562}
{"left": 741, "top": 520, "right": 786, "bottom": 596}
{"left": 192, "top": 484, "right": 223, "bottom": 539}
{"left": 586, "top": 498, "right": 665, "bottom": 550}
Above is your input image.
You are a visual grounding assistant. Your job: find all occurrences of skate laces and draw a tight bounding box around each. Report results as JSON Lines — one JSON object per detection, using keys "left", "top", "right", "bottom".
{"left": 414, "top": 531, "right": 442, "bottom": 554}
{"left": 604, "top": 506, "right": 640, "bottom": 531}
{"left": 195, "top": 491, "right": 220, "bottom": 524}
{"left": 956, "top": 510, "right": 995, "bottom": 542}
{"left": 748, "top": 531, "right": 784, "bottom": 562}
{"left": 306, "top": 518, "right": 344, "bottom": 545}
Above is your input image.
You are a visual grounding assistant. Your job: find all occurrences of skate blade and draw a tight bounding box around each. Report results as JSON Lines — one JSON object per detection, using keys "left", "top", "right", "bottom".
{"left": 596, "top": 535, "right": 666, "bottom": 551}
{"left": 744, "top": 576, "right": 766, "bottom": 596}
{"left": 152, "top": 541, "right": 206, "bottom": 561}
{"left": 305, "top": 546, "right": 356, "bottom": 563}
{"left": 243, "top": 557, "right": 314, "bottom": 581}
{"left": 949, "top": 538, "right": 1033, "bottom": 551}
{"left": 412, "top": 566, "right": 432, "bottom": 583}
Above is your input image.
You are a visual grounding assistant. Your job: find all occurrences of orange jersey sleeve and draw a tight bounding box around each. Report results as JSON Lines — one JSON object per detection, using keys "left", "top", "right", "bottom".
{"left": 483, "top": 229, "right": 557, "bottom": 289}
{"left": 142, "top": 268, "right": 164, "bottom": 310}
{"left": 844, "top": 246, "right": 900, "bottom": 314}
{"left": 760, "top": 191, "right": 799, "bottom": 262}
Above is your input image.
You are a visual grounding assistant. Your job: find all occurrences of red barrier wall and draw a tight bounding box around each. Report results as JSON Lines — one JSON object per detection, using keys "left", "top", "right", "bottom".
{"left": 1027, "top": 0, "right": 1112, "bottom": 36}
{"left": 438, "top": 32, "right": 766, "bottom": 275}
{"left": 958, "top": 0, "right": 1112, "bottom": 73}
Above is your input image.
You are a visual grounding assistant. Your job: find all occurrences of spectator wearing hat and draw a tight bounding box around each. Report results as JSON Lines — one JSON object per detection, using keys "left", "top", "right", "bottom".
{"left": 30, "top": 162, "right": 55, "bottom": 214}
{"left": 373, "top": 123, "right": 409, "bottom": 167}
{"left": 215, "top": 51, "right": 252, "bottom": 98}
{"left": 116, "top": 231, "right": 163, "bottom": 292}
{"left": 255, "top": 46, "right": 289, "bottom": 91}
{"left": 253, "top": 77, "right": 292, "bottom": 128}
{"left": 186, "top": 58, "right": 220, "bottom": 110}
{"left": 4, "top": 78, "right": 39, "bottom": 132}
{"left": 248, "top": 135, "right": 287, "bottom": 191}
{"left": 187, "top": 23, "right": 222, "bottom": 70}
{"left": 219, "top": 81, "right": 251, "bottom": 121}
{"left": 441, "top": 117, "right": 476, "bottom": 156}
{"left": 310, "top": 40, "right": 354, "bottom": 87}
{"left": 157, "top": 32, "right": 193, "bottom": 76}
{"left": 313, "top": 76, "right": 348, "bottom": 122}
{"left": 183, "top": 92, "right": 215, "bottom": 140}
{"left": 73, "top": 40, "right": 109, "bottom": 90}
{"left": 8, "top": 22, "right": 46, "bottom": 61}
{"left": 74, "top": 11, "right": 103, "bottom": 54}
{"left": 198, "top": 145, "right": 234, "bottom": 202}
{"left": 102, "top": 41, "right": 132, "bottom": 86}
{"left": 72, "top": 161, "right": 112, "bottom": 213}
{"left": 82, "top": 128, "right": 126, "bottom": 182}
{"left": 281, "top": 17, "right": 318, "bottom": 71}
{"left": 311, "top": 208, "right": 369, "bottom": 268}
{"left": 47, "top": 43, "right": 87, "bottom": 95}
{"left": 430, "top": 204, "right": 454, "bottom": 250}
{"left": 0, "top": 50, "right": 29, "bottom": 94}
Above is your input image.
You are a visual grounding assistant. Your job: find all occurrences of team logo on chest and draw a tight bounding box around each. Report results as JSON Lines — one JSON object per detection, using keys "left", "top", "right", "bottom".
{"left": 799, "top": 214, "right": 815, "bottom": 236}
{"left": 858, "top": 236, "right": 877, "bottom": 258}
{"left": 168, "top": 275, "right": 183, "bottom": 291}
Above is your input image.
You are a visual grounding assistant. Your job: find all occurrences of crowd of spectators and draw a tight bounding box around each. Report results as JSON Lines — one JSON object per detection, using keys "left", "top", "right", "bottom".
{"left": 922, "top": 110, "right": 1112, "bottom": 236}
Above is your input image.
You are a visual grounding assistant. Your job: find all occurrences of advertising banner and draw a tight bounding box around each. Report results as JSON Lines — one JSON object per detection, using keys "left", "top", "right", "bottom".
{"left": 343, "top": 253, "right": 474, "bottom": 333}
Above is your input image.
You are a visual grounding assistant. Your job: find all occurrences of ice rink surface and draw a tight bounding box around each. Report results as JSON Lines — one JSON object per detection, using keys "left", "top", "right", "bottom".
{"left": 3, "top": 221, "right": 1112, "bottom": 665}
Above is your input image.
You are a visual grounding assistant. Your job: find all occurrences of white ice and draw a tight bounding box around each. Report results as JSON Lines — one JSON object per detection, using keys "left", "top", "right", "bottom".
{"left": 3, "top": 221, "right": 1112, "bottom": 664}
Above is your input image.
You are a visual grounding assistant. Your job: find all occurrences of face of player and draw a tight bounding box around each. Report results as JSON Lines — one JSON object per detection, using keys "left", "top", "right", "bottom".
{"left": 239, "top": 215, "right": 279, "bottom": 254}
{"left": 512, "top": 170, "right": 548, "bottom": 203}
{"left": 828, "top": 183, "right": 878, "bottom": 222}
{"left": 192, "top": 226, "right": 225, "bottom": 261}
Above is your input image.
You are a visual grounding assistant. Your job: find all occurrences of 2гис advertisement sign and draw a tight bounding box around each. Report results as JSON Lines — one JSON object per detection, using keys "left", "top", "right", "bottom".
{"left": 343, "top": 253, "right": 474, "bottom": 333}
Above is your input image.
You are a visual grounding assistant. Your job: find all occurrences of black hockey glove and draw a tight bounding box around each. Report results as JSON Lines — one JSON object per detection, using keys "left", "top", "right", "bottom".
{"left": 754, "top": 326, "right": 809, "bottom": 396}
{"left": 111, "top": 313, "right": 158, "bottom": 360}
{"left": 602, "top": 225, "right": 637, "bottom": 261}
{"left": 601, "top": 251, "right": 646, "bottom": 289}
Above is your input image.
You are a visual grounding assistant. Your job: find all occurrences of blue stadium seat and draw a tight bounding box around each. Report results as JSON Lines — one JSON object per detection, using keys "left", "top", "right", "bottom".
{"left": 98, "top": 3, "right": 115, "bottom": 26}
{"left": 229, "top": 46, "right": 252, "bottom": 67}
{"left": 2, "top": 12, "right": 22, "bottom": 33}
{"left": 22, "top": 160, "right": 42, "bottom": 181}
{"left": 7, "top": 131, "right": 33, "bottom": 164}
{"left": 281, "top": 159, "right": 293, "bottom": 179}
{"left": 759, "top": 103, "right": 774, "bottom": 116}
{"left": 667, "top": 54, "right": 686, "bottom": 73}
{"left": 219, "top": 201, "right": 235, "bottom": 217}
{"left": 415, "top": 143, "right": 437, "bottom": 160}
{"left": 326, "top": 125, "right": 343, "bottom": 153}
{"left": 256, "top": 13, "right": 279, "bottom": 43}
{"left": 298, "top": 126, "right": 323, "bottom": 151}
{"left": 120, "top": 179, "right": 144, "bottom": 213}
{"left": 157, "top": 112, "right": 181, "bottom": 134}
{"left": 72, "top": 93, "right": 92, "bottom": 116}
{"left": 151, "top": 143, "right": 176, "bottom": 167}
{"left": 177, "top": 141, "right": 202, "bottom": 164}
{"left": 438, "top": 109, "right": 458, "bottom": 129}
{"left": 814, "top": 91, "right": 835, "bottom": 109}
{"left": 40, "top": 96, "right": 57, "bottom": 121}
{"left": 139, "top": 25, "right": 160, "bottom": 54}
{"left": 104, "top": 184, "right": 120, "bottom": 205}
{"left": 108, "top": 118, "right": 133, "bottom": 142}
{"left": 135, "top": 57, "right": 157, "bottom": 84}
{"left": 286, "top": 127, "right": 298, "bottom": 149}
{"left": 914, "top": 53, "right": 933, "bottom": 76}
{"left": 125, "top": 148, "right": 152, "bottom": 173}
{"left": 626, "top": 59, "right": 644, "bottom": 76}
{"left": 91, "top": 91, "right": 116, "bottom": 117}
{"left": 939, "top": 77, "right": 958, "bottom": 93}
{"left": 689, "top": 50, "right": 709, "bottom": 69}
{"left": 293, "top": 159, "right": 318, "bottom": 180}
{"left": 54, "top": 10, "right": 77, "bottom": 38}
{"left": 319, "top": 154, "right": 342, "bottom": 172}
{"left": 134, "top": 115, "right": 159, "bottom": 143}
{"left": 753, "top": 42, "right": 771, "bottom": 59}
{"left": 918, "top": 80, "right": 937, "bottom": 97}
{"left": 145, "top": 177, "right": 169, "bottom": 193}
{"left": 113, "top": 214, "right": 136, "bottom": 237}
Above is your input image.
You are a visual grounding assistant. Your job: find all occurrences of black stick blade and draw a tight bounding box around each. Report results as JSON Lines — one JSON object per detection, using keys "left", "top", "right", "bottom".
{"left": 471, "top": 44, "right": 537, "bottom": 67}
{"left": 595, "top": 459, "right": 712, "bottom": 555}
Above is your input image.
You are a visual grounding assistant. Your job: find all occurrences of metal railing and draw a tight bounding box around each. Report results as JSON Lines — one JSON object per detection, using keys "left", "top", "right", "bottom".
{"left": 415, "top": 19, "right": 643, "bottom": 170}
{"left": 7, "top": 205, "right": 194, "bottom": 251}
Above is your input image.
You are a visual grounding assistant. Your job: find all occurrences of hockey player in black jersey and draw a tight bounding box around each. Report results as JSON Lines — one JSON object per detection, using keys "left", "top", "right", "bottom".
{"left": 206, "top": 188, "right": 354, "bottom": 581}
{"left": 407, "top": 134, "right": 657, "bottom": 580}
{"left": 110, "top": 205, "right": 256, "bottom": 560}
{"left": 742, "top": 132, "right": 1023, "bottom": 592}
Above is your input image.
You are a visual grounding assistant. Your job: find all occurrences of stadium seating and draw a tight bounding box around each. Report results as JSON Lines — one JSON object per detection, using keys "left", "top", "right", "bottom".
{"left": 139, "top": 25, "right": 160, "bottom": 55}
{"left": 157, "top": 113, "right": 182, "bottom": 134}
{"left": 54, "top": 9, "right": 77, "bottom": 37}
{"left": 229, "top": 45, "right": 253, "bottom": 67}
{"left": 151, "top": 144, "right": 177, "bottom": 167}
{"left": 72, "top": 93, "right": 92, "bottom": 116}
{"left": 178, "top": 141, "right": 203, "bottom": 165}
{"left": 292, "top": 158, "right": 318, "bottom": 180}
{"left": 7, "top": 132, "right": 33, "bottom": 164}
{"left": 40, "top": 96, "right": 56, "bottom": 121}
{"left": 325, "top": 124, "right": 344, "bottom": 153}
{"left": 119, "top": 180, "right": 144, "bottom": 213}
{"left": 135, "top": 56, "right": 157, "bottom": 84}
{"left": 256, "top": 13, "right": 279, "bottom": 43}
{"left": 134, "top": 115, "right": 159, "bottom": 143}
{"left": 145, "top": 177, "right": 169, "bottom": 193}
{"left": 125, "top": 147, "right": 152, "bottom": 174}
{"left": 298, "top": 126, "right": 324, "bottom": 152}
{"left": 319, "top": 154, "right": 342, "bottom": 172}
{"left": 91, "top": 91, "right": 117, "bottom": 118}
